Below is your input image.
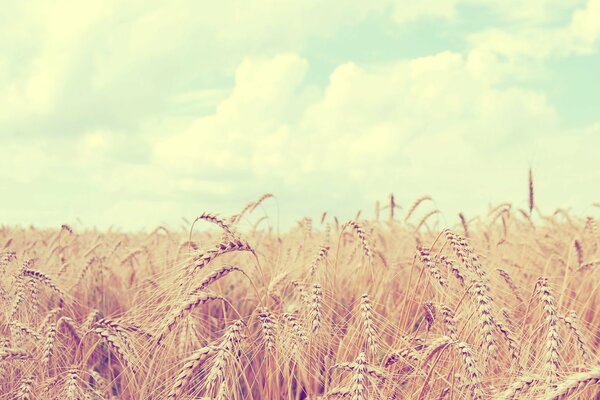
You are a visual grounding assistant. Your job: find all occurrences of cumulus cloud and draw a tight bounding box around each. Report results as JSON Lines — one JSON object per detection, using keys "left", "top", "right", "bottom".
{"left": 149, "top": 49, "right": 590, "bottom": 225}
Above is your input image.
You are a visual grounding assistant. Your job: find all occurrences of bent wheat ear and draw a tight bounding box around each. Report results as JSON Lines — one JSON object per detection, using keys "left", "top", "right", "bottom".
{"left": 405, "top": 196, "right": 432, "bottom": 222}
{"left": 157, "top": 292, "right": 225, "bottom": 344}
{"left": 497, "top": 269, "right": 524, "bottom": 303}
{"left": 561, "top": 310, "right": 590, "bottom": 362}
{"left": 90, "top": 327, "right": 137, "bottom": 371}
{"left": 309, "top": 245, "right": 329, "bottom": 276}
{"left": 0, "top": 347, "right": 31, "bottom": 361}
{"left": 495, "top": 375, "right": 537, "bottom": 400}
{"left": 542, "top": 365, "right": 600, "bottom": 400}
{"left": 22, "top": 269, "right": 65, "bottom": 298}
{"left": 344, "top": 220, "right": 373, "bottom": 262}
{"left": 189, "top": 240, "right": 254, "bottom": 274}
{"left": 193, "top": 213, "right": 238, "bottom": 239}
{"left": 190, "top": 265, "right": 242, "bottom": 294}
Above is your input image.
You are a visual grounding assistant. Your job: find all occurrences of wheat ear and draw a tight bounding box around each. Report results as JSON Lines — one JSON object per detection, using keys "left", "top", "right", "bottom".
{"left": 157, "top": 292, "right": 225, "bottom": 344}
{"left": 167, "top": 346, "right": 219, "bottom": 399}
{"left": 536, "top": 277, "right": 561, "bottom": 384}
{"left": 541, "top": 365, "right": 600, "bottom": 400}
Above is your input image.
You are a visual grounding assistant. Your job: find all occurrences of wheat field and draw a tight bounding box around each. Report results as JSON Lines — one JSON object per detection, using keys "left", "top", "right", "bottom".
{"left": 1, "top": 193, "right": 599, "bottom": 399}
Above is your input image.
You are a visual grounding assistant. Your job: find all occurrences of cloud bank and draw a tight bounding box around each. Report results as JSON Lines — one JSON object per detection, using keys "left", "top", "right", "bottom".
{"left": 1, "top": 1, "right": 599, "bottom": 230}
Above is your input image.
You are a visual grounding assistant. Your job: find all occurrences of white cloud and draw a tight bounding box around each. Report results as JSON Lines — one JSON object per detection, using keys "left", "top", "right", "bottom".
{"left": 153, "top": 53, "right": 310, "bottom": 175}
{"left": 147, "top": 50, "right": 579, "bottom": 225}
{"left": 467, "top": 0, "right": 600, "bottom": 62}
{"left": 1, "top": 0, "right": 599, "bottom": 229}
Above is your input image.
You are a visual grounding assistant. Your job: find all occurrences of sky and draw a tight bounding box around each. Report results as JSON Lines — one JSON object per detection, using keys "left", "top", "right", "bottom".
{"left": 1, "top": 0, "right": 599, "bottom": 231}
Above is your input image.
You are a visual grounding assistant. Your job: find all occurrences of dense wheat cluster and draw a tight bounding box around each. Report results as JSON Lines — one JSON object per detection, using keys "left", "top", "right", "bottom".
{"left": 1, "top": 195, "right": 599, "bottom": 399}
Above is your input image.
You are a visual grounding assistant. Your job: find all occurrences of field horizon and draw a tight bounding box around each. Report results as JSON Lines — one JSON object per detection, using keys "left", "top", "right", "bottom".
{"left": 1, "top": 191, "right": 599, "bottom": 399}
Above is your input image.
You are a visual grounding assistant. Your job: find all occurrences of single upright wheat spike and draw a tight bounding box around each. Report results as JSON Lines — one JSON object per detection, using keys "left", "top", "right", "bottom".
{"left": 359, "top": 294, "right": 378, "bottom": 353}
{"left": 527, "top": 167, "right": 535, "bottom": 216}
{"left": 27, "top": 278, "right": 39, "bottom": 314}
{"left": 536, "top": 277, "right": 561, "bottom": 384}
{"left": 17, "top": 375, "right": 34, "bottom": 400}
{"left": 0, "top": 251, "right": 16, "bottom": 273}
{"left": 418, "top": 247, "right": 448, "bottom": 288}
{"left": 328, "top": 352, "right": 386, "bottom": 400}
{"left": 344, "top": 220, "right": 373, "bottom": 263}
{"left": 42, "top": 320, "right": 58, "bottom": 368}
{"left": 574, "top": 240, "right": 583, "bottom": 267}
{"left": 438, "top": 304, "right": 457, "bottom": 339}
{"left": 8, "top": 274, "right": 27, "bottom": 319}
{"left": 63, "top": 369, "right": 79, "bottom": 399}
{"left": 258, "top": 307, "right": 276, "bottom": 352}
{"left": 310, "top": 283, "right": 322, "bottom": 334}
{"left": 283, "top": 313, "right": 308, "bottom": 351}
{"left": 459, "top": 212, "right": 469, "bottom": 238}
{"left": 469, "top": 280, "right": 497, "bottom": 364}
{"left": 75, "top": 256, "right": 97, "bottom": 287}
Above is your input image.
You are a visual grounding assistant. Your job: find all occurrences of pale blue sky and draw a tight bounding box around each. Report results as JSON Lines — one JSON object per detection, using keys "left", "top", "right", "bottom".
{"left": 1, "top": 1, "right": 599, "bottom": 230}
